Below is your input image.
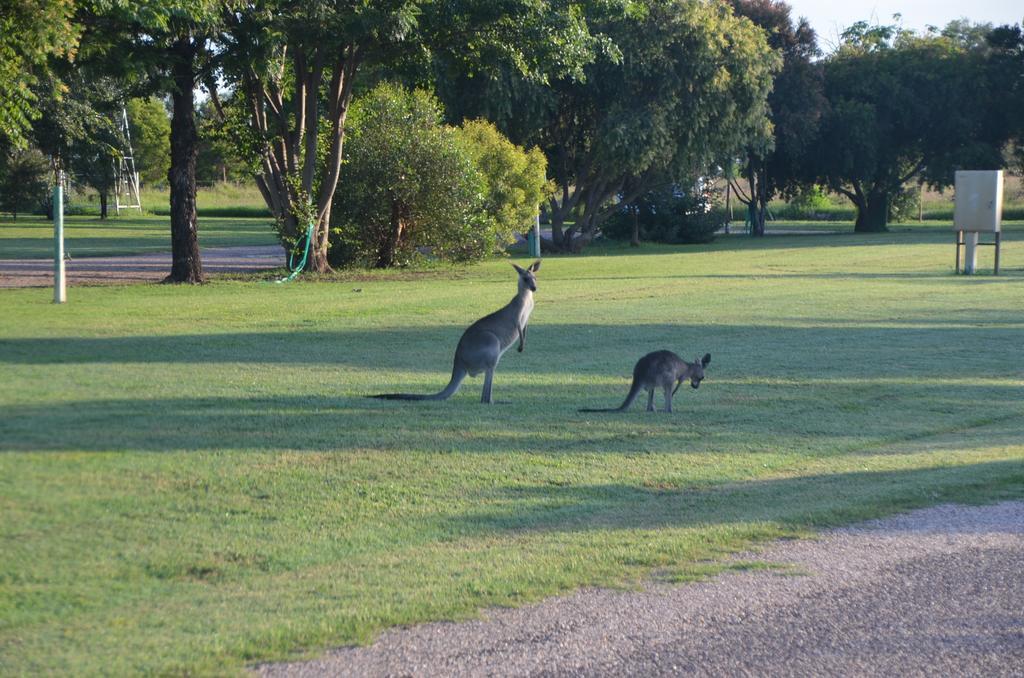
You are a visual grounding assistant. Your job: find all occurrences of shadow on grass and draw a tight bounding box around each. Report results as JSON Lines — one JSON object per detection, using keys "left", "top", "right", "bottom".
{"left": 568, "top": 270, "right": 1024, "bottom": 281}
{"left": 3, "top": 320, "right": 1024, "bottom": 370}
{"left": 447, "top": 459, "right": 1024, "bottom": 537}
{"left": 3, "top": 321, "right": 1022, "bottom": 453}
{"left": 570, "top": 227, "right": 1022, "bottom": 257}
{"left": 1, "top": 384, "right": 1021, "bottom": 454}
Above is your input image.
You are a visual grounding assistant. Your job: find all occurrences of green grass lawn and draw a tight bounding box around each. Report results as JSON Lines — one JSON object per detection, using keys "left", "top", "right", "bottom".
{"left": 2, "top": 230, "right": 1023, "bottom": 675}
{"left": 741, "top": 218, "right": 1024, "bottom": 234}
{"left": 138, "top": 182, "right": 271, "bottom": 218}
{"left": 0, "top": 213, "right": 279, "bottom": 259}
{"left": 61, "top": 181, "right": 271, "bottom": 219}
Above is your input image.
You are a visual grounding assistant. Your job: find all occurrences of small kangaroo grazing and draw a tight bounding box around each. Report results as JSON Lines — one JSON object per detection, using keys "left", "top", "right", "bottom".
{"left": 370, "top": 260, "right": 541, "bottom": 404}
{"left": 579, "top": 351, "right": 711, "bottom": 413}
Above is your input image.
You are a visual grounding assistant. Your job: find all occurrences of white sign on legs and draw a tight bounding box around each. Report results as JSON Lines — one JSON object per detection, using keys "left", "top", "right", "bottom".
{"left": 953, "top": 170, "right": 1003, "bottom": 275}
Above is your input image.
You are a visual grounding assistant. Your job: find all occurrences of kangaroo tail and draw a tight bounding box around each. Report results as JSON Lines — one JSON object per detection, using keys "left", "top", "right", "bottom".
{"left": 370, "top": 364, "right": 467, "bottom": 401}
{"left": 579, "top": 379, "right": 642, "bottom": 413}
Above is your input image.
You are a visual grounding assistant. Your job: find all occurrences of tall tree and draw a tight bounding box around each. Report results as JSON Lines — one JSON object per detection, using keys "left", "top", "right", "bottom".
{"left": 196, "top": 97, "right": 249, "bottom": 184}
{"left": 558, "top": 0, "right": 777, "bottom": 250}
{"left": 443, "top": 0, "right": 778, "bottom": 251}
{"left": 84, "top": 0, "right": 225, "bottom": 282}
{"left": 986, "top": 23, "right": 1024, "bottom": 173}
{"left": 728, "top": 0, "right": 824, "bottom": 236}
{"left": 67, "top": 120, "right": 120, "bottom": 218}
{"left": 30, "top": 69, "right": 124, "bottom": 218}
{"left": 0, "top": 0, "right": 81, "bottom": 148}
{"left": 809, "top": 21, "right": 1008, "bottom": 232}
{"left": 219, "top": 0, "right": 604, "bottom": 272}
{"left": 126, "top": 96, "right": 171, "bottom": 186}
{"left": 0, "top": 147, "right": 50, "bottom": 218}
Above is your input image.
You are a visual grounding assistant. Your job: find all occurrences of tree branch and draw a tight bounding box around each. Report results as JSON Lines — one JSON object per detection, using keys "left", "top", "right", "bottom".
{"left": 315, "top": 44, "right": 361, "bottom": 226}
{"left": 300, "top": 50, "right": 325, "bottom": 195}
{"left": 897, "top": 158, "right": 926, "bottom": 186}
{"left": 729, "top": 178, "right": 752, "bottom": 204}
{"left": 203, "top": 76, "right": 225, "bottom": 122}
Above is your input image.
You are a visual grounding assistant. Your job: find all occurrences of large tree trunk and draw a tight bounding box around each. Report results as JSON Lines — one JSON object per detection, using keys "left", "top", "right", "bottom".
{"left": 165, "top": 36, "right": 204, "bottom": 283}
{"left": 630, "top": 203, "right": 640, "bottom": 247}
{"left": 236, "top": 44, "right": 360, "bottom": 274}
{"left": 854, "top": 190, "right": 889, "bottom": 232}
{"left": 375, "top": 199, "right": 404, "bottom": 268}
{"left": 545, "top": 181, "right": 578, "bottom": 252}
{"left": 747, "top": 167, "right": 766, "bottom": 237}
{"left": 307, "top": 212, "right": 332, "bottom": 273}
{"left": 551, "top": 177, "right": 617, "bottom": 252}
{"left": 99, "top": 192, "right": 108, "bottom": 220}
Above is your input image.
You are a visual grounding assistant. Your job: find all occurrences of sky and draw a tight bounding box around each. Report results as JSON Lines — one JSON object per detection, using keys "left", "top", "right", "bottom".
{"left": 783, "top": 1, "right": 1024, "bottom": 48}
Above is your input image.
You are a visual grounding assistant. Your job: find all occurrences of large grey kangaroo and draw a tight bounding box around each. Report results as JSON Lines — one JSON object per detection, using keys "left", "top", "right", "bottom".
{"left": 370, "top": 260, "right": 541, "bottom": 404}
{"left": 579, "top": 351, "right": 711, "bottom": 413}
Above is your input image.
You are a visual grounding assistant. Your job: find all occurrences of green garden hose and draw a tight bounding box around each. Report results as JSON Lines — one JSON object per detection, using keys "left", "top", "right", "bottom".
{"left": 275, "top": 222, "right": 314, "bottom": 284}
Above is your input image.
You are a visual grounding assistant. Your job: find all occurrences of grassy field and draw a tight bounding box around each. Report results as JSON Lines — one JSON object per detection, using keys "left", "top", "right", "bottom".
{"left": 0, "top": 213, "right": 279, "bottom": 259}
{"left": 1, "top": 212, "right": 1014, "bottom": 261}
{"left": 2, "top": 229, "right": 1023, "bottom": 675}
{"left": 6, "top": 174, "right": 1022, "bottom": 260}
{"left": 61, "top": 182, "right": 271, "bottom": 219}
{"left": 762, "top": 175, "right": 1024, "bottom": 222}
{"left": 137, "top": 182, "right": 270, "bottom": 218}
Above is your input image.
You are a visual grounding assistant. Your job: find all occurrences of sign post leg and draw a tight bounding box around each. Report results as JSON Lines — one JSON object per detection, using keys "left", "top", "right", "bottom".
{"left": 963, "top": 232, "right": 979, "bottom": 274}
{"left": 994, "top": 232, "right": 1001, "bottom": 275}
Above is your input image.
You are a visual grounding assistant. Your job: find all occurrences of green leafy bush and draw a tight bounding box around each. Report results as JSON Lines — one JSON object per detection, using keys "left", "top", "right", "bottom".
{"left": 784, "top": 185, "right": 834, "bottom": 219}
{"left": 330, "top": 84, "right": 496, "bottom": 268}
{"left": 0, "top": 147, "right": 51, "bottom": 219}
{"left": 455, "top": 119, "right": 550, "bottom": 244}
{"left": 888, "top": 187, "right": 921, "bottom": 223}
{"left": 602, "top": 185, "right": 723, "bottom": 244}
{"left": 126, "top": 97, "right": 170, "bottom": 187}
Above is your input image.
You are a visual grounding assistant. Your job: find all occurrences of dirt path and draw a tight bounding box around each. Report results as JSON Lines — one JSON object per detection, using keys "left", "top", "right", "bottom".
{"left": 0, "top": 245, "right": 285, "bottom": 288}
{"left": 258, "top": 501, "right": 1024, "bottom": 677}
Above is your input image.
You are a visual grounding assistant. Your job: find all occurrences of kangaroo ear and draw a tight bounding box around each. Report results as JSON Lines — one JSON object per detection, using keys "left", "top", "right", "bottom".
{"left": 512, "top": 263, "right": 527, "bottom": 275}
{"left": 529, "top": 259, "right": 541, "bottom": 272}
{"left": 701, "top": 353, "right": 711, "bottom": 367}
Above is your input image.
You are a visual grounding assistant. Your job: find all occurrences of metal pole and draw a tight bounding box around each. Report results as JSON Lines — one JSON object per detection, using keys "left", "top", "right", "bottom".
{"left": 529, "top": 213, "right": 541, "bottom": 258}
{"left": 53, "top": 173, "right": 66, "bottom": 303}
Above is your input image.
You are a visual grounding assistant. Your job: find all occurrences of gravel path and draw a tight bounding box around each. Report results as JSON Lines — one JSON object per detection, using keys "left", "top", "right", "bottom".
{"left": 0, "top": 245, "right": 285, "bottom": 287}
{"left": 258, "top": 501, "right": 1024, "bottom": 677}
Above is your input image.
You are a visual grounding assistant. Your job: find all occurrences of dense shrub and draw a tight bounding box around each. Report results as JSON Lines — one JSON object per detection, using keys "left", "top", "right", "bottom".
{"left": 602, "top": 185, "right": 723, "bottom": 244}
{"left": 773, "top": 185, "right": 918, "bottom": 223}
{"left": 455, "top": 119, "right": 550, "bottom": 243}
{"left": 888, "top": 186, "right": 921, "bottom": 223}
{"left": 784, "top": 185, "right": 834, "bottom": 219}
{"left": 330, "top": 84, "right": 493, "bottom": 268}
{"left": 0, "top": 147, "right": 51, "bottom": 219}
{"left": 126, "top": 97, "right": 171, "bottom": 187}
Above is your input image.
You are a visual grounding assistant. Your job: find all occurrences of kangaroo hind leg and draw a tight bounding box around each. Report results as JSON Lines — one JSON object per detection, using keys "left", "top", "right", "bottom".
{"left": 646, "top": 389, "right": 655, "bottom": 412}
{"left": 481, "top": 368, "right": 495, "bottom": 404}
{"left": 663, "top": 384, "right": 674, "bottom": 413}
